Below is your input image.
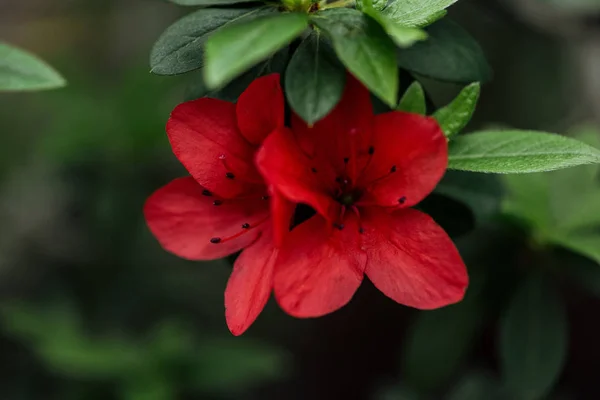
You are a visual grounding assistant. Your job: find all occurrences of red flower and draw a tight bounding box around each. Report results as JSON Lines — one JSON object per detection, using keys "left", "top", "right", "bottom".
{"left": 256, "top": 76, "right": 468, "bottom": 317}
{"left": 144, "top": 74, "right": 294, "bottom": 335}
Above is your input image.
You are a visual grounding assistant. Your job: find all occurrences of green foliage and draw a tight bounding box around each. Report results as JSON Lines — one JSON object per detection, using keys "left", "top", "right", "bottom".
{"left": 499, "top": 275, "right": 568, "bottom": 400}
{"left": 502, "top": 129, "right": 600, "bottom": 288}
{"left": 397, "top": 81, "right": 426, "bottom": 114}
{"left": 361, "top": 6, "right": 428, "bottom": 48}
{"left": 397, "top": 19, "right": 492, "bottom": 84}
{"left": 402, "top": 275, "right": 485, "bottom": 392}
{"left": 433, "top": 82, "right": 480, "bottom": 138}
{"left": 311, "top": 8, "right": 398, "bottom": 106}
{"left": 448, "top": 130, "right": 600, "bottom": 173}
{"left": 447, "top": 371, "right": 505, "bottom": 400}
{"left": 285, "top": 32, "right": 346, "bottom": 124}
{"left": 169, "top": 0, "right": 257, "bottom": 5}
{"left": 150, "top": 7, "right": 275, "bottom": 75}
{"left": 0, "top": 42, "right": 65, "bottom": 91}
{"left": 0, "top": 300, "right": 289, "bottom": 398}
{"left": 204, "top": 12, "right": 309, "bottom": 89}
{"left": 380, "top": 0, "right": 458, "bottom": 27}
{"left": 435, "top": 170, "right": 503, "bottom": 222}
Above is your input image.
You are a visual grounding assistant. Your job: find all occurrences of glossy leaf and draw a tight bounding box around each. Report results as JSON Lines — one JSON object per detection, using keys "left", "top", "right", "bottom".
{"left": 397, "top": 81, "right": 426, "bottom": 114}
{"left": 448, "top": 130, "right": 600, "bottom": 173}
{"left": 311, "top": 8, "right": 398, "bottom": 106}
{"left": 285, "top": 32, "right": 346, "bottom": 124}
{"left": 362, "top": 6, "right": 428, "bottom": 48}
{"left": 381, "top": 0, "right": 458, "bottom": 27}
{"left": 185, "top": 48, "right": 288, "bottom": 102}
{"left": 150, "top": 7, "right": 273, "bottom": 75}
{"left": 433, "top": 82, "right": 480, "bottom": 138}
{"left": 0, "top": 42, "right": 65, "bottom": 91}
{"left": 499, "top": 275, "right": 567, "bottom": 400}
{"left": 397, "top": 19, "right": 491, "bottom": 84}
{"left": 204, "top": 12, "right": 308, "bottom": 89}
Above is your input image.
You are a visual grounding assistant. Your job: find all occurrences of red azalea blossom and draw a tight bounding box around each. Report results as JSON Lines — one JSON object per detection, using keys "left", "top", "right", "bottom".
{"left": 256, "top": 75, "right": 469, "bottom": 317}
{"left": 144, "top": 74, "right": 294, "bottom": 336}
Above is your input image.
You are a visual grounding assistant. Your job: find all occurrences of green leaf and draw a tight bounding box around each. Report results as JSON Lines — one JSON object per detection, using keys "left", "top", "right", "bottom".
{"left": 435, "top": 170, "right": 503, "bottom": 222}
{"left": 204, "top": 12, "right": 308, "bottom": 89}
{"left": 381, "top": 0, "right": 458, "bottom": 27}
{"left": 312, "top": 8, "right": 398, "bottom": 106}
{"left": 499, "top": 275, "right": 567, "bottom": 400}
{"left": 362, "top": 7, "right": 428, "bottom": 48}
{"left": 285, "top": 32, "right": 346, "bottom": 124}
{"left": 397, "top": 81, "right": 426, "bottom": 114}
{"left": 448, "top": 130, "right": 600, "bottom": 173}
{"left": 150, "top": 6, "right": 273, "bottom": 75}
{"left": 433, "top": 82, "right": 480, "bottom": 138}
{"left": 503, "top": 172, "right": 551, "bottom": 231}
{"left": 403, "top": 279, "right": 485, "bottom": 391}
{"left": 169, "top": 0, "right": 256, "bottom": 5}
{"left": 551, "top": 233, "right": 600, "bottom": 266}
{"left": 0, "top": 42, "right": 65, "bottom": 91}
{"left": 397, "top": 19, "right": 491, "bottom": 84}
{"left": 185, "top": 48, "right": 288, "bottom": 101}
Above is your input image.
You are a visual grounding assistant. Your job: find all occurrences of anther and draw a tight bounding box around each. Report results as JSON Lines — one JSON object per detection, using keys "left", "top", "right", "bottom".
{"left": 390, "top": 165, "right": 397, "bottom": 173}
{"left": 359, "top": 227, "right": 364, "bottom": 234}
{"left": 311, "top": 167, "right": 318, "bottom": 173}
{"left": 213, "top": 200, "right": 223, "bottom": 206}
{"left": 398, "top": 196, "right": 407, "bottom": 204}
{"left": 242, "top": 223, "right": 250, "bottom": 229}
{"left": 202, "top": 189, "right": 212, "bottom": 196}
{"left": 210, "top": 237, "right": 222, "bottom": 244}
{"left": 333, "top": 223, "right": 345, "bottom": 230}
{"left": 225, "top": 172, "right": 235, "bottom": 180}
{"left": 344, "top": 157, "right": 350, "bottom": 164}
{"left": 368, "top": 146, "right": 375, "bottom": 155}
{"left": 261, "top": 195, "right": 269, "bottom": 201}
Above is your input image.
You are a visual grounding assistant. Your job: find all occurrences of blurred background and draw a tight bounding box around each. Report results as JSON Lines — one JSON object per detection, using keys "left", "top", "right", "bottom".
{"left": 2, "top": 0, "right": 600, "bottom": 399}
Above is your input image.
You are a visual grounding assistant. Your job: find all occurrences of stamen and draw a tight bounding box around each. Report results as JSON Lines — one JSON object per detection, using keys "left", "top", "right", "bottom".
{"left": 225, "top": 172, "right": 235, "bottom": 180}
{"left": 369, "top": 166, "right": 398, "bottom": 186}
{"left": 311, "top": 167, "right": 318, "bottom": 173}
{"left": 358, "top": 146, "right": 376, "bottom": 178}
{"left": 209, "top": 215, "right": 269, "bottom": 244}
{"left": 390, "top": 165, "right": 397, "bottom": 173}
{"left": 344, "top": 157, "right": 350, "bottom": 164}
{"left": 347, "top": 128, "right": 358, "bottom": 184}
{"left": 218, "top": 154, "right": 263, "bottom": 185}
{"left": 351, "top": 205, "right": 364, "bottom": 234}
{"left": 398, "top": 196, "right": 407, "bottom": 205}
{"left": 202, "top": 189, "right": 212, "bottom": 196}
{"left": 213, "top": 200, "right": 223, "bottom": 206}
{"left": 261, "top": 195, "right": 269, "bottom": 201}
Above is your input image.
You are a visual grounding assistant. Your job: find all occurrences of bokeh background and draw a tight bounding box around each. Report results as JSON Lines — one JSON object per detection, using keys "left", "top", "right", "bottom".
{"left": 2, "top": 0, "right": 600, "bottom": 399}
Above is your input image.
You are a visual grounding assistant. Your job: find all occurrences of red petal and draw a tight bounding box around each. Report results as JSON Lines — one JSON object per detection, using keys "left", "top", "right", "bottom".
{"left": 269, "top": 187, "right": 296, "bottom": 248}
{"left": 237, "top": 74, "right": 284, "bottom": 145}
{"left": 167, "top": 98, "right": 262, "bottom": 199}
{"left": 358, "top": 112, "right": 447, "bottom": 208}
{"left": 144, "top": 177, "right": 268, "bottom": 260}
{"left": 361, "top": 207, "right": 468, "bottom": 309}
{"left": 274, "top": 215, "right": 367, "bottom": 318}
{"left": 256, "top": 127, "right": 339, "bottom": 222}
{"left": 225, "top": 228, "right": 277, "bottom": 336}
{"left": 291, "top": 74, "right": 373, "bottom": 176}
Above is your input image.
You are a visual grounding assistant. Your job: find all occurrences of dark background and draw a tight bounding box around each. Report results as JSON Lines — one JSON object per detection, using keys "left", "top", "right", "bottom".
{"left": 1, "top": 0, "right": 600, "bottom": 399}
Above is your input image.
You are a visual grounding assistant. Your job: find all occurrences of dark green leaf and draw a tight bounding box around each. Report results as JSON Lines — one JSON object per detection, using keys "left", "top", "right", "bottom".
{"left": 397, "top": 81, "right": 426, "bottom": 114}
{"left": 311, "top": 8, "right": 398, "bottom": 106}
{"left": 150, "top": 7, "right": 273, "bottom": 75}
{"left": 403, "top": 282, "right": 485, "bottom": 391}
{"left": 381, "top": 0, "right": 458, "bottom": 27}
{"left": 169, "top": 0, "right": 257, "bottom": 5}
{"left": 204, "top": 12, "right": 308, "bottom": 89}
{"left": 285, "top": 32, "right": 345, "bottom": 124}
{"left": 433, "top": 82, "right": 480, "bottom": 138}
{"left": 435, "top": 170, "right": 503, "bottom": 222}
{"left": 185, "top": 48, "right": 288, "bottom": 101}
{"left": 362, "top": 7, "right": 428, "bottom": 48}
{"left": 397, "top": 19, "right": 491, "bottom": 84}
{"left": 0, "top": 42, "right": 65, "bottom": 91}
{"left": 448, "top": 130, "right": 600, "bottom": 173}
{"left": 499, "top": 275, "right": 567, "bottom": 400}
